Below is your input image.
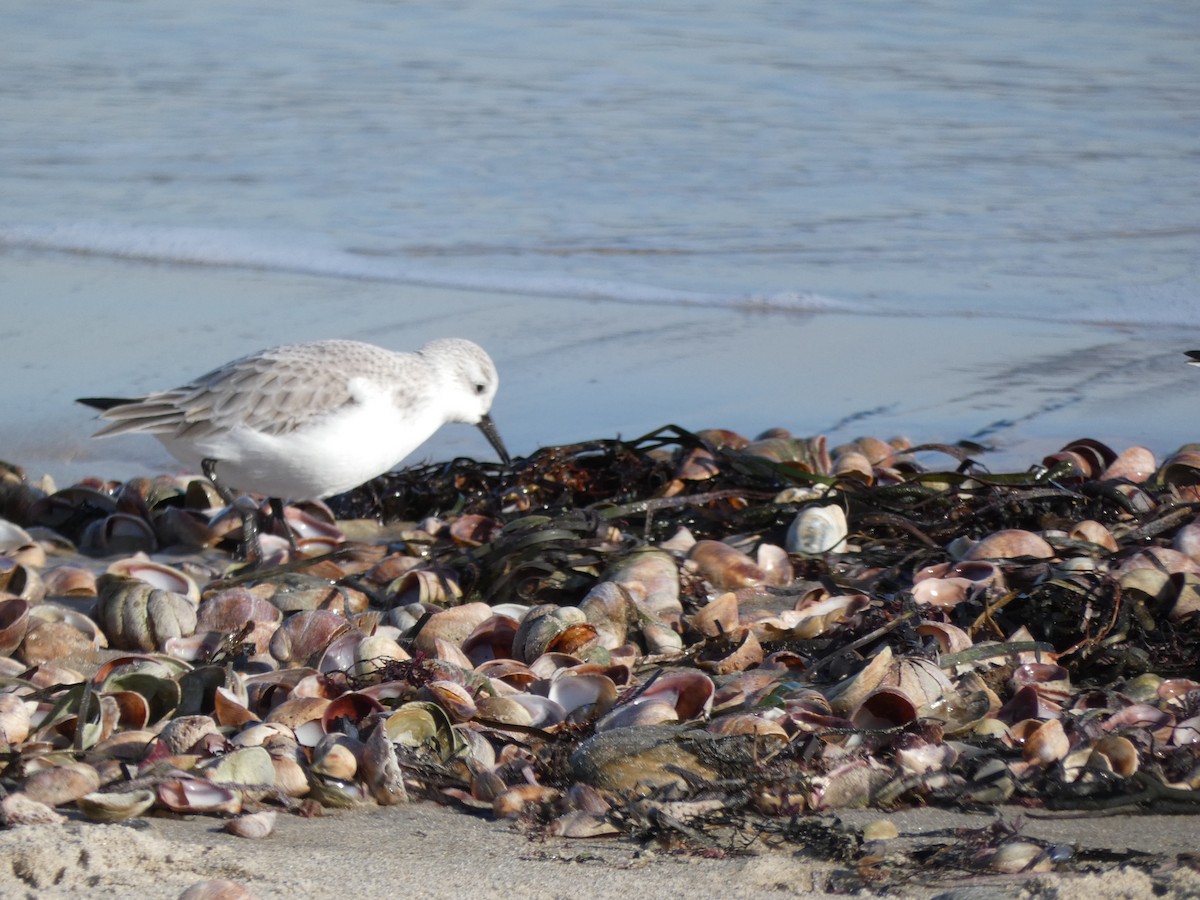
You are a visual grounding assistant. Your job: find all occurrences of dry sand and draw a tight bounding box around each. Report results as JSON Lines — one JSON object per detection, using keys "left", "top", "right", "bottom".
{"left": 1, "top": 802, "right": 1198, "bottom": 899}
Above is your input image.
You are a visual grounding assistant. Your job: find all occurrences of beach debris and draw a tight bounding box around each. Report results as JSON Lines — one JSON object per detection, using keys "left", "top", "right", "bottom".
{"left": 0, "top": 427, "right": 1199, "bottom": 889}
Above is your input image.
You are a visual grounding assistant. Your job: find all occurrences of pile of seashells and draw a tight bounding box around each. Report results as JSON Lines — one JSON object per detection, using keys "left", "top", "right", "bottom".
{"left": 1, "top": 428, "right": 1199, "bottom": 879}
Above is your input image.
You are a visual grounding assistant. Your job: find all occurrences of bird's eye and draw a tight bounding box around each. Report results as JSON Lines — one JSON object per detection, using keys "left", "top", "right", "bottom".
{"left": 474, "top": 383, "right": 486, "bottom": 395}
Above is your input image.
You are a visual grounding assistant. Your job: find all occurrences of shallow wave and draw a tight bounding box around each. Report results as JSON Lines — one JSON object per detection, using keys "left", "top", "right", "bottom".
{"left": 0, "top": 222, "right": 860, "bottom": 315}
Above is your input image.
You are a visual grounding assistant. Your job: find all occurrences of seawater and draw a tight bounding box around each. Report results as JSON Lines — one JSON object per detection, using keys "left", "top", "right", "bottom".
{"left": 1, "top": 0, "right": 1197, "bottom": 324}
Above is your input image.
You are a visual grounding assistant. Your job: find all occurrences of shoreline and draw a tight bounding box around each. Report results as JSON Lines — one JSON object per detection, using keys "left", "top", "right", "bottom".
{"left": 4, "top": 250, "right": 1197, "bottom": 489}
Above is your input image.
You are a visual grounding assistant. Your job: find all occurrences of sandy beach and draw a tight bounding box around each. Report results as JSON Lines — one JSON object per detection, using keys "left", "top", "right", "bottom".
{"left": 2, "top": 800, "right": 1198, "bottom": 899}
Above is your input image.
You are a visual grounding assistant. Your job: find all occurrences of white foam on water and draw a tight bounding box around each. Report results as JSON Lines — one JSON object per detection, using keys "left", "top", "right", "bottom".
{"left": 0, "top": 223, "right": 863, "bottom": 315}
{"left": 4, "top": 222, "right": 1197, "bottom": 330}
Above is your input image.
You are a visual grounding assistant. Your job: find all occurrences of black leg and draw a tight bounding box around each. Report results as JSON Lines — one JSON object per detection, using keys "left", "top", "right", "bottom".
{"left": 268, "top": 497, "right": 299, "bottom": 552}
{"left": 203, "top": 457, "right": 264, "bottom": 564}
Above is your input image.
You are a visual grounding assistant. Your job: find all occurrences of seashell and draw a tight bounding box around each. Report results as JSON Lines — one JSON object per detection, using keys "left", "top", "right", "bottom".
{"left": 419, "top": 679, "right": 478, "bottom": 722}
{"left": 461, "top": 614, "right": 521, "bottom": 663}
{"left": 910, "top": 577, "right": 973, "bottom": 608}
{"left": 272, "top": 756, "right": 311, "bottom": 798}
{"left": 1100, "top": 446, "right": 1156, "bottom": 482}
{"left": 689, "top": 591, "right": 739, "bottom": 637}
{"left": 106, "top": 557, "right": 200, "bottom": 602}
{"left": 361, "top": 721, "right": 408, "bottom": 805}
{"left": 0, "top": 595, "right": 30, "bottom": 655}
{"left": 80, "top": 512, "right": 158, "bottom": 556}
{"left": 0, "top": 518, "right": 34, "bottom": 553}
{"left": 411, "top": 602, "right": 492, "bottom": 655}
{"left": 1174, "top": 716, "right": 1200, "bottom": 746}
{"left": 77, "top": 788, "right": 156, "bottom": 822}
{"left": 687, "top": 540, "right": 768, "bottom": 590}
{"left": 512, "top": 604, "right": 586, "bottom": 663}
{"left": 756, "top": 543, "right": 793, "bottom": 585}
{"left": 833, "top": 450, "right": 874, "bottom": 484}
{"left": 265, "top": 696, "right": 331, "bottom": 747}
{"left": 546, "top": 669, "right": 618, "bottom": 722}
{"left": 1118, "top": 546, "right": 1200, "bottom": 577}
{"left": 475, "top": 695, "right": 536, "bottom": 728}
{"left": 383, "top": 701, "right": 462, "bottom": 760}
{"left": 811, "top": 758, "right": 893, "bottom": 810}
{"left": 988, "top": 842, "right": 1052, "bottom": 874}
{"left": 851, "top": 687, "right": 919, "bottom": 731}
{"left": 21, "top": 761, "right": 101, "bottom": 806}
{"left": 1048, "top": 438, "right": 1116, "bottom": 478}
{"left": 493, "top": 784, "right": 561, "bottom": 819}
{"left": 675, "top": 445, "right": 721, "bottom": 482}
{"left": 894, "top": 737, "right": 958, "bottom": 776}
{"left": 916, "top": 621, "right": 973, "bottom": 656}
{"left": 1087, "top": 735, "right": 1138, "bottom": 777}
{"left": 448, "top": 513, "right": 502, "bottom": 547}
{"left": 963, "top": 529, "right": 1054, "bottom": 561}
{"left": 389, "top": 568, "right": 463, "bottom": 608}
{"left": 269, "top": 609, "right": 352, "bottom": 666}
{"left": 200, "top": 745, "right": 276, "bottom": 790}
{"left": 159, "top": 715, "right": 221, "bottom": 754}
{"left": 1069, "top": 520, "right": 1119, "bottom": 553}
{"left": 827, "top": 646, "right": 893, "bottom": 715}
{"left": 696, "top": 626, "right": 763, "bottom": 675}
{"left": 707, "top": 713, "right": 789, "bottom": 747}
{"left": 41, "top": 565, "right": 98, "bottom": 598}
{"left": 1174, "top": 519, "right": 1200, "bottom": 567}
{"left": 158, "top": 778, "right": 242, "bottom": 815}
{"left": 640, "top": 618, "right": 684, "bottom": 654}
{"left": 348, "top": 633, "right": 410, "bottom": 678}
{"left": 178, "top": 879, "right": 257, "bottom": 900}
{"left": 311, "top": 733, "right": 364, "bottom": 781}
{"left": 0, "top": 558, "right": 44, "bottom": 602}
{"left": 506, "top": 693, "right": 567, "bottom": 729}
{"left": 605, "top": 548, "right": 682, "bottom": 623}
{"left": 1022, "top": 718, "right": 1070, "bottom": 765}
{"left": 224, "top": 810, "right": 277, "bottom": 839}
{"left": 95, "top": 573, "right": 198, "bottom": 652}
{"left": 592, "top": 697, "right": 679, "bottom": 731}
{"left": 1, "top": 793, "right": 65, "bottom": 826}
{"left": 577, "top": 584, "right": 633, "bottom": 650}
{"left": 786, "top": 505, "right": 848, "bottom": 555}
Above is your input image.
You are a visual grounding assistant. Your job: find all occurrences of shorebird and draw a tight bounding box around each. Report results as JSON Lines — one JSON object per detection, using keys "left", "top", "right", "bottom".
{"left": 79, "top": 337, "right": 509, "bottom": 557}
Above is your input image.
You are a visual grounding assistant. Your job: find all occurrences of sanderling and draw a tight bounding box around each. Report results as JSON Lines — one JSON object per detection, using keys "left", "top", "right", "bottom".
{"left": 1187, "top": 350, "right": 1200, "bottom": 367}
{"left": 78, "top": 337, "right": 510, "bottom": 504}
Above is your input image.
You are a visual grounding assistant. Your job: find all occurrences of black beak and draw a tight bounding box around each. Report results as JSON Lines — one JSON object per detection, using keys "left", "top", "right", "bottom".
{"left": 476, "top": 414, "right": 511, "bottom": 465}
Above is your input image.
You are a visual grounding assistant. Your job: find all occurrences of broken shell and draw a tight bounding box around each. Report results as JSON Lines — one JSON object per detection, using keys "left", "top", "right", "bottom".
{"left": 786, "top": 504, "right": 848, "bottom": 555}
{"left": 964, "top": 529, "right": 1054, "bottom": 561}
{"left": 77, "top": 788, "right": 156, "bottom": 822}
{"left": 687, "top": 540, "right": 768, "bottom": 589}
{"left": 158, "top": 778, "right": 243, "bottom": 815}
{"left": 0, "top": 596, "right": 30, "bottom": 655}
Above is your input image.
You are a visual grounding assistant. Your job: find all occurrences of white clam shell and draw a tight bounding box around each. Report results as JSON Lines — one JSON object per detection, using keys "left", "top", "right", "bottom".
{"left": 786, "top": 505, "right": 848, "bottom": 554}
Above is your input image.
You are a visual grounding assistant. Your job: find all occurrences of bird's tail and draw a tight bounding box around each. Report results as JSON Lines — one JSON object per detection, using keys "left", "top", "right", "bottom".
{"left": 77, "top": 397, "right": 135, "bottom": 411}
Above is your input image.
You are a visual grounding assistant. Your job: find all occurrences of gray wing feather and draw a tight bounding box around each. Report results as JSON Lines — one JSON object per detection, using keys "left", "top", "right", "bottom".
{"left": 90, "top": 343, "right": 369, "bottom": 439}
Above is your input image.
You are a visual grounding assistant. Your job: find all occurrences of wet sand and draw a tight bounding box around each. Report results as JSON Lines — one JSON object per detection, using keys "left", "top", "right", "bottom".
{"left": 3, "top": 250, "right": 1196, "bottom": 488}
